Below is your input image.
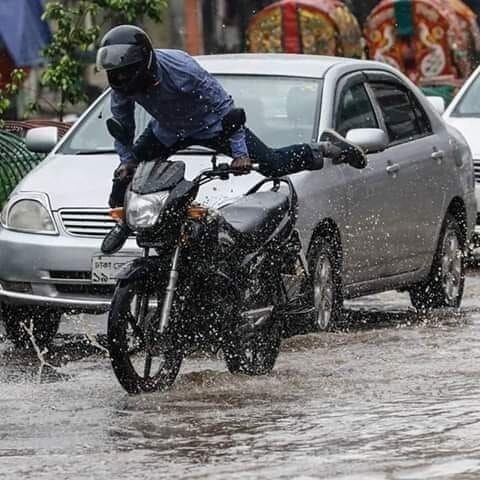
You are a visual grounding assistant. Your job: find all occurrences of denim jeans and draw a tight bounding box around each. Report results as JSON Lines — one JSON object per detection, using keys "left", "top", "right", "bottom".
{"left": 109, "top": 127, "right": 314, "bottom": 207}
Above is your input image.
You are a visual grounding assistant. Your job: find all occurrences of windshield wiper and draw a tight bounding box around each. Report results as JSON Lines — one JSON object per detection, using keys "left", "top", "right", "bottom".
{"left": 177, "top": 146, "right": 218, "bottom": 155}
{"left": 72, "top": 146, "right": 216, "bottom": 155}
{"left": 73, "top": 149, "right": 117, "bottom": 155}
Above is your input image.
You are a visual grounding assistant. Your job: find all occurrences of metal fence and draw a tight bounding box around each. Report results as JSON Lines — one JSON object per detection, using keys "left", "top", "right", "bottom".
{"left": 0, "top": 131, "right": 44, "bottom": 207}
{"left": 0, "top": 121, "right": 72, "bottom": 208}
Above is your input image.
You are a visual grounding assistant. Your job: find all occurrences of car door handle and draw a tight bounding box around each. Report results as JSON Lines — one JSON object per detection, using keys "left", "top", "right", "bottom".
{"left": 386, "top": 163, "right": 400, "bottom": 175}
{"left": 431, "top": 150, "right": 444, "bottom": 163}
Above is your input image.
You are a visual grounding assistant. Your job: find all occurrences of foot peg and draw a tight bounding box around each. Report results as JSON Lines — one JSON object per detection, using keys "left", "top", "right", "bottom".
{"left": 237, "top": 306, "right": 274, "bottom": 340}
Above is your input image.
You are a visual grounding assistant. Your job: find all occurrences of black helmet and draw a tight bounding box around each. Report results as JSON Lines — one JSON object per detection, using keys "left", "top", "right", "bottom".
{"left": 96, "top": 25, "right": 155, "bottom": 94}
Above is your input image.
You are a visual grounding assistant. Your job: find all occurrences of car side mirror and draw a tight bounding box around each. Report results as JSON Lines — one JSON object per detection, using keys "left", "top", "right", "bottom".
{"left": 426, "top": 96, "right": 446, "bottom": 115}
{"left": 345, "top": 128, "right": 388, "bottom": 154}
{"left": 106, "top": 117, "right": 130, "bottom": 145}
{"left": 25, "top": 127, "right": 58, "bottom": 153}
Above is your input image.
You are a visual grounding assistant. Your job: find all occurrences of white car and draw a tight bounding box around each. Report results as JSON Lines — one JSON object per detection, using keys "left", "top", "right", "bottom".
{"left": 444, "top": 67, "right": 480, "bottom": 244}
{"left": 0, "top": 54, "right": 476, "bottom": 348}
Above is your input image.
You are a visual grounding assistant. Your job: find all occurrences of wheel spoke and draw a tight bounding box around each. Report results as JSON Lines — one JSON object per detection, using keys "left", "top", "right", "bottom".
{"left": 127, "top": 292, "right": 153, "bottom": 375}
{"left": 440, "top": 229, "right": 462, "bottom": 302}
{"left": 448, "top": 236, "right": 457, "bottom": 257}
{"left": 143, "top": 353, "right": 153, "bottom": 378}
{"left": 314, "top": 254, "right": 335, "bottom": 330}
{"left": 128, "top": 315, "right": 145, "bottom": 342}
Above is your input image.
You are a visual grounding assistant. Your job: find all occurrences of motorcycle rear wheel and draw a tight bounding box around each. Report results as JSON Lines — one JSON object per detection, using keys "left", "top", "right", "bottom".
{"left": 223, "top": 317, "right": 281, "bottom": 376}
{"left": 108, "top": 279, "right": 183, "bottom": 394}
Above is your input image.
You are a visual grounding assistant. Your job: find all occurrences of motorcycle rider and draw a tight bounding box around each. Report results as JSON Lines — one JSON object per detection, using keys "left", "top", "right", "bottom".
{"left": 96, "top": 25, "right": 367, "bottom": 254}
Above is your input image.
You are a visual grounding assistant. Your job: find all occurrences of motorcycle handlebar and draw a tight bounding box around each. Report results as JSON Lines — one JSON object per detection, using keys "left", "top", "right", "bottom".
{"left": 197, "top": 162, "right": 260, "bottom": 182}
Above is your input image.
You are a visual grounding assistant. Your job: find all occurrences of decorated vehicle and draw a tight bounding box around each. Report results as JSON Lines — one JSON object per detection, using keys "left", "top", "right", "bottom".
{"left": 364, "top": 0, "right": 479, "bottom": 87}
{"left": 247, "top": 0, "right": 363, "bottom": 58}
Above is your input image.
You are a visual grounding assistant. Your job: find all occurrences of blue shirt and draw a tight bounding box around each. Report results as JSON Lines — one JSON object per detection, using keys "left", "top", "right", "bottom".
{"left": 111, "top": 49, "right": 248, "bottom": 163}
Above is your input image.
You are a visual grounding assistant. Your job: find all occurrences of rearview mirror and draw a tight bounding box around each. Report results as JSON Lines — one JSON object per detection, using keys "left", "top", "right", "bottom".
{"left": 426, "top": 96, "right": 446, "bottom": 115}
{"left": 346, "top": 128, "right": 388, "bottom": 154}
{"left": 106, "top": 117, "right": 130, "bottom": 145}
{"left": 25, "top": 127, "right": 58, "bottom": 153}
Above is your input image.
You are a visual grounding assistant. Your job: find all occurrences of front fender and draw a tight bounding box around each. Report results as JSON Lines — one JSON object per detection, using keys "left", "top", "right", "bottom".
{"left": 115, "top": 256, "right": 170, "bottom": 283}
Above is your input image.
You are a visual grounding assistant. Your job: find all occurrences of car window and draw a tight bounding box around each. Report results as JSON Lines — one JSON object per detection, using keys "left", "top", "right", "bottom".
{"left": 370, "top": 82, "right": 431, "bottom": 144}
{"left": 451, "top": 72, "right": 480, "bottom": 117}
{"left": 219, "top": 76, "right": 322, "bottom": 146}
{"left": 336, "top": 83, "right": 378, "bottom": 137}
{"left": 59, "top": 76, "right": 323, "bottom": 154}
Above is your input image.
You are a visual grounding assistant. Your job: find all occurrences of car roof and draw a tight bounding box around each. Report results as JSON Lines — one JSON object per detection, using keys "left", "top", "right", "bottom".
{"left": 195, "top": 53, "right": 371, "bottom": 79}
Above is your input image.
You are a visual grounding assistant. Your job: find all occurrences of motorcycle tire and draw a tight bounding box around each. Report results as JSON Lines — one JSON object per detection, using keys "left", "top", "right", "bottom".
{"left": 108, "top": 279, "right": 183, "bottom": 394}
{"left": 409, "top": 214, "right": 465, "bottom": 311}
{"left": 223, "top": 318, "right": 281, "bottom": 376}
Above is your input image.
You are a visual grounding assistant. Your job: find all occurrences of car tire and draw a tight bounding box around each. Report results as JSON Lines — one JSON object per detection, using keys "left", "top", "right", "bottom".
{"left": 409, "top": 214, "right": 465, "bottom": 311}
{"left": 0, "top": 304, "right": 61, "bottom": 349}
{"left": 309, "top": 236, "right": 343, "bottom": 331}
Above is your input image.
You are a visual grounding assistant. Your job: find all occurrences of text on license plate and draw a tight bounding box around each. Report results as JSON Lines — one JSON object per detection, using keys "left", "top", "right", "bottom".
{"left": 91, "top": 255, "right": 139, "bottom": 285}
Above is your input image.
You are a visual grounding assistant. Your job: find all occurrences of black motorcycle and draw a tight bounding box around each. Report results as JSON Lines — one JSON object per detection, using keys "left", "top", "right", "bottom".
{"left": 106, "top": 119, "right": 325, "bottom": 394}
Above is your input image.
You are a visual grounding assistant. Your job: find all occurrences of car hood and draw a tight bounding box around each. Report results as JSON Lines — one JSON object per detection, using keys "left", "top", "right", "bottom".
{"left": 443, "top": 117, "right": 480, "bottom": 158}
{"left": 15, "top": 153, "right": 263, "bottom": 211}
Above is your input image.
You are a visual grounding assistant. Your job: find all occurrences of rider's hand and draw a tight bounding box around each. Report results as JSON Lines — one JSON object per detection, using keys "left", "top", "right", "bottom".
{"left": 230, "top": 155, "right": 253, "bottom": 175}
{"left": 114, "top": 161, "right": 137, "bottom": 180}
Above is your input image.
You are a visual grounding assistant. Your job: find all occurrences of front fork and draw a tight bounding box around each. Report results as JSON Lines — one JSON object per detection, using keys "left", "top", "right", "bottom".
{"left": 158, "top": 244, "right": 182, "bottom": 335}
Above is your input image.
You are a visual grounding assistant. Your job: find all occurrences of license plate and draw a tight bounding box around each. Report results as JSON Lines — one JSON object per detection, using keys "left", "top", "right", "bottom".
{"left": 91, "top": 254, "right": 139, "bottom": 285}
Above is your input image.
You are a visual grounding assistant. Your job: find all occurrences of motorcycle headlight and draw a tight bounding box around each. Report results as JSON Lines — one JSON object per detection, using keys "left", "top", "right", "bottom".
{"left": 126, "top": 190, "right": 169, "bottom": 229}
{"left": 0, "top": 193, "right": 57, "bottom": 235}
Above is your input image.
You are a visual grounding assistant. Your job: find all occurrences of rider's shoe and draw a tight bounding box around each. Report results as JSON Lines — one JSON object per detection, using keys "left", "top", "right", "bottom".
{"left": 101, "top": 222, "right": 131, "bottom": 254}
{"left": 315, "top": 128, "right": 367, "bottom": 169}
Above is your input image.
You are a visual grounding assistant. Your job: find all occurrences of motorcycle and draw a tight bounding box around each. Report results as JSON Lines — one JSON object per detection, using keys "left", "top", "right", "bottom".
{"left": 106, "top": 118, "right": 324, "bottom": 394}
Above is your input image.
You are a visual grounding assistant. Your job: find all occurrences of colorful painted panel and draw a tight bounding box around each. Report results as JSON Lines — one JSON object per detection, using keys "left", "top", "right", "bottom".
{"left": 365, "top": 0, "right": 474, "bottom": 83}
{"left": 298, "top": 8, "right": 336, "bottom": 55}
{"left": 330, "top": 5, "right": 363, "bottom": 58}
{"left": 247, "top": 7, "right": 283, "bottom": 53}
{"left": 247, "top": 0, "right": 362, "bottom": 57}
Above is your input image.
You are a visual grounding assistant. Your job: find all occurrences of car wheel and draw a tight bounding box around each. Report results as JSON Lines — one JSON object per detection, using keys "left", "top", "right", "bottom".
{"left": 409, "top": 214, "right": 465, "bottom": 311}
{"left": 0, "top": 304, "right": 61, "bottom": 349}
{"left": 309, "top": 236, "right": 343, "bottom": 331}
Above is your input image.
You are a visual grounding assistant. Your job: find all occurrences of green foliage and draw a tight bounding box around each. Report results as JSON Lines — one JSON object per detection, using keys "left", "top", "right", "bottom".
{"left": 95, "top": 0, "right": 168, "bottom": 22}
{"left": 41, "top": 0, "right": 167, "bottom": 119}
{"left": 0, "top": 69, "right": 27, "bottom": 123}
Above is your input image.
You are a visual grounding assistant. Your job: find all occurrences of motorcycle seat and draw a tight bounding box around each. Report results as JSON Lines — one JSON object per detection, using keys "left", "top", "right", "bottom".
{"left": 221, "top": 191, "right": 290, "bottom": 244}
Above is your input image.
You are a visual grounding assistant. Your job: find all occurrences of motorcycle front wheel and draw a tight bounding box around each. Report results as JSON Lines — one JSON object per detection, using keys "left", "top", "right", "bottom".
{"left": 108, "top": 279, "right": 183, "bottom": 394}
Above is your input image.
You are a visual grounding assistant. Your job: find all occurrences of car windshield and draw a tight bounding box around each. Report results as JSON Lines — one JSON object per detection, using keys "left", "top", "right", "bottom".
{"left": 451, "top": 73, "right": 480, "bottom": 117}
{"left": 59, "top": 75, "right": 322, "bottom": 154}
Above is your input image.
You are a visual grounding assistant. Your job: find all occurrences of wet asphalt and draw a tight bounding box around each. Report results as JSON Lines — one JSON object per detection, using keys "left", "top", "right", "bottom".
{"left": 3, "top": 269, "right": 480, "bottom": 479}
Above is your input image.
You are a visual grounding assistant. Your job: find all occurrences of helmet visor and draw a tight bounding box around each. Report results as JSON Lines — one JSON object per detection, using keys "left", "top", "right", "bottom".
{"left": 96, "top": 44, "right": 146, "bottom": 71}
{"left": 107, "top": 62, "right": 143, "bottom": 91}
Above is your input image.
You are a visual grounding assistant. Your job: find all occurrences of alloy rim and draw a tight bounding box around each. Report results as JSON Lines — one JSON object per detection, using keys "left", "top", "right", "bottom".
{"left": 441, "top": 229, "right": 462, "bottom": 303}
{"left": 314, "top": 254, "right": 334, "bottom": 330}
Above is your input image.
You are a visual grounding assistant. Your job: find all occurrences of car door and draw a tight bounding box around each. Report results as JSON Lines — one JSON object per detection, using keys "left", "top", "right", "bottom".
{"left": 333, "top": 74, "right": 393, "bottom": 285}
{"left": 366, "top": 75, "right": 442, "bottom": 276}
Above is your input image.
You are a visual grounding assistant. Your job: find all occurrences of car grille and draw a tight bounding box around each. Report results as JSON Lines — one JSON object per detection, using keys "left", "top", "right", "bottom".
{"left": 59, "top": 209, "right": 116, "bottom": 237}
{"left": 474, "top": 159, "right": 480, "bottom": 183}
{"left": 48, "top": 271, "right": 114, "bottom": 297}
{"left": 54, "top": 283, "right": 115, "bottom": 296}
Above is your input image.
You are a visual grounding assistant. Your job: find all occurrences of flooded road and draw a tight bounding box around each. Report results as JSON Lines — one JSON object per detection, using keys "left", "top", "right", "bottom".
{"left": 3, "top": 272, "right": 480, "bottom": 479}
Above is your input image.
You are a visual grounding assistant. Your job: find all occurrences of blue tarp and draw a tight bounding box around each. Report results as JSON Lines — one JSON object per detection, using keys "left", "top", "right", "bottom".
{"left": 0, "top": 0, "right": 51, "bottom": 67}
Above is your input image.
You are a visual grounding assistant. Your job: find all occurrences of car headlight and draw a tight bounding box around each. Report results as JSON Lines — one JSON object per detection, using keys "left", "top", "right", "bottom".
{"left": 126, "top": 190, "right": 169, "bottom": 229}
{"left": 0, "top": 193, "right": 57, "bottom": 234}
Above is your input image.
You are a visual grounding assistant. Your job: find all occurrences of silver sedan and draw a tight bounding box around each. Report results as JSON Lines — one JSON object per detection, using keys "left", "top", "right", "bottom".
{"left": 0, "top": 54, "right": 476, "bottom": 347}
